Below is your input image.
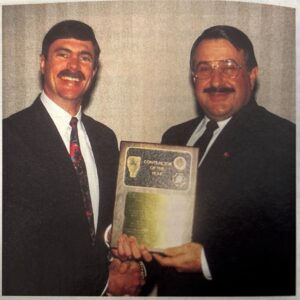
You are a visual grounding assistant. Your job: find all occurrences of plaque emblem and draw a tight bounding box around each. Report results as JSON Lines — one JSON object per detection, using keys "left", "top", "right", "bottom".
{"left": 127, "top": 156, "right": 141, "bottom": 178}
{"left": 173, "top": 156, "right": 187, "bottom": 171}
{"left": 172, "top": 172, "right": 186, "bottom": 187}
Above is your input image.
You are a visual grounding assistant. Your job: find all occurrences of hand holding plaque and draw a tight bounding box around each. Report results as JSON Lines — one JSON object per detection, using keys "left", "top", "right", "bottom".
{"left": 152, "top": 242, "right": 202, "bottom": 272}
{"left": 112, "top": 234, "right": 153, "bottom": 262}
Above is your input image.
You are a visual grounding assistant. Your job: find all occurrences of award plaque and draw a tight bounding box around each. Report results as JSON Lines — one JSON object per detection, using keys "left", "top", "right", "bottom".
{"left": 111, "top": 141, "right": 199, "bottom": 252}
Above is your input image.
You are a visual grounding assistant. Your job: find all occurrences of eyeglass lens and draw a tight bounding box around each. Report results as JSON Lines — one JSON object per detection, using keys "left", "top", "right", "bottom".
{"left": 195, "top": 60, "right": 241, "bottom": 79}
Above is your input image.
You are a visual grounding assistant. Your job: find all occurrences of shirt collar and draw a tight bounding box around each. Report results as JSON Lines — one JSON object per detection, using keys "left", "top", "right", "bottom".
{"left": 207, "top": 116, "right": 231, "bottom": 130}
{"left": 199, "top": 115, "right": 231, "bottom": 132}
{"left": 40, "top": 91, "right": 82, "bottom": 127}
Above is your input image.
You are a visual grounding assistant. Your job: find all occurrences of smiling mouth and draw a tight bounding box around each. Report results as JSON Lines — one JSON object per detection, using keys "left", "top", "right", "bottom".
{"left": 58, "top": 70, "right": 85, "bottom": 82}
{"left": 208, "top": 93, "right": 231, "bottom": 101}
{"left": 60, "top": 76, "right": 81, "bottom": 82}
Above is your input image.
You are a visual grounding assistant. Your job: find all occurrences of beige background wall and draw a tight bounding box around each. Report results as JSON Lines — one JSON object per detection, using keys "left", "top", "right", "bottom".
{"left": 2, "top": 0, "right": 295, "bottom": 145}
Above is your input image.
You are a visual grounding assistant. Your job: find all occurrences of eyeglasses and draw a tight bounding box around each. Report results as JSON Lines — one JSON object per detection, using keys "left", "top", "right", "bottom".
{"left": 193, "top": 59, "right": 242, "bottom": 80}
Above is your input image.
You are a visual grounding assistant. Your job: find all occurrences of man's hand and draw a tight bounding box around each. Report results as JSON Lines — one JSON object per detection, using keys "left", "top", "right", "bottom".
{"left": 112, "top": 234, "right": 153, "bottom": 262}
{"left": 107, "top": 258, "right": 145, "bottom": 296}
{"left": 153, "top": 242, "right": 203, "bottom": 273}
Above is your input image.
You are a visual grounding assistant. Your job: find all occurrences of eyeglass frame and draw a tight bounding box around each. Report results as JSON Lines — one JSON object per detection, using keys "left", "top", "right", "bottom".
{"left": 192, "top": 59, "right": 243, "bottom": 80}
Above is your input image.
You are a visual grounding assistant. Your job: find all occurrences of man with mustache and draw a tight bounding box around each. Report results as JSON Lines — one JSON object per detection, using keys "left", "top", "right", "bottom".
{"left": 3, "top": 20, "right": 144, "bottom": 296}
{"left": 117, "top": 25, "right": 296, "bottom": 296}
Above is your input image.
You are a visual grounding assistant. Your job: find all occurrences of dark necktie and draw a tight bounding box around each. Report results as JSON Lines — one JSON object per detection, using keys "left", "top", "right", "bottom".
{"left": 194, "top": 120, "right": 219, "bottom": 160}
{"left": 69, "top": 117, "right": 95, "bottom": 242}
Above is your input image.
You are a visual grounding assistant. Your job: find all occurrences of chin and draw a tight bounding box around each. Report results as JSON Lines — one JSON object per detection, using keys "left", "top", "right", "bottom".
{"left": 59, "top": 92, "right": 83, "bottom": 101}
{"left": 207, "top": 111, "right": 232, "bottom": 121}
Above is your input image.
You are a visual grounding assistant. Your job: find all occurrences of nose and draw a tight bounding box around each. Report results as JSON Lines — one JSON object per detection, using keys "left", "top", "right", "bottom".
{"left": 209, "top": 68, "right": 224, "bottom": 88}
{"left": 67, "top": 55, "right": 80, "bottom": 71}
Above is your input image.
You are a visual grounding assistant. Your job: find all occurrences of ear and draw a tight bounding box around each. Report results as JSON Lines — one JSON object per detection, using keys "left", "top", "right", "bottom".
{"left": 40, "top": 55, "right": 46, "bottom": 75}
{"left": 249, "top": 66, "right": 258, "bottom": 90}
{"left": 191, "top": 72, "right": 197, "bottom": 84}
{"left": 92, "top": 66, "right": 98, "bottom": 78}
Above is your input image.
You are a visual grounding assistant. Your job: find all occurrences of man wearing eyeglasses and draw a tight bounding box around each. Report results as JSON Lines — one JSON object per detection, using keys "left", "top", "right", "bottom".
{"left": 116, "top": 25, "right": 295, "bottom": 296}
{"left": 155, "top": 25, "right": 296, "bottom": 296}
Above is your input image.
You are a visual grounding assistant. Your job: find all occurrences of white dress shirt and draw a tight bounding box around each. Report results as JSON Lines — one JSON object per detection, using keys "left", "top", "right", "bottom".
{"left": 187, "top": 115, "right": 231, "bottom": 280}
{"left": 187, "top": 116, "right": 231, "bottom": 165}
{"left": 40, "top": 91, "right": 100, "bottom": 230}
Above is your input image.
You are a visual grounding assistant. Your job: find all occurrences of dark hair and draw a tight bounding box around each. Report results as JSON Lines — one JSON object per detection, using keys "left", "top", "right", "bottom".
{"left": 190, "top": 25, "right": 257, "bottom": 72}
{"left": 41, "top": 20, "right": 100, "bottom": 69}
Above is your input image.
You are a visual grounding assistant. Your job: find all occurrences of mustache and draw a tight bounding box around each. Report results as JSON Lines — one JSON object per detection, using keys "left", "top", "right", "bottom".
{"left": 58, "top": 70, "right": 85, "bottom": 80}
{"left": 203, "top": 87, "right": 235, "bottom": 93}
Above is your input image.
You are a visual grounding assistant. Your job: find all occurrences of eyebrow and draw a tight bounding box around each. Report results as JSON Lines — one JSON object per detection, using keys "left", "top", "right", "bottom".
{"left": 54, "top": 47, "right": 94, "bottom": 58}
{"left": 195, "top": 59, "right": 238, "bottom": 67}
{"left": 197, "top": 59, "right": 231, "bottom": 63}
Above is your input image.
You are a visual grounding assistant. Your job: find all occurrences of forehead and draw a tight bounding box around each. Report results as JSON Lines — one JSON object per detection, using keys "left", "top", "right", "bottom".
{"left": 48, "top": 38, "right": 95, "bottom": 56}
{"left": 193, "top": 38, "right": 245, "bottom": 64}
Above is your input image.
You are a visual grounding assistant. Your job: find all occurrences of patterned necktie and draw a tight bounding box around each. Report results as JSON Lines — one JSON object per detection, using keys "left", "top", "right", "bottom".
{"left": 194, "top": 120, "right": 219, "bottom": 160}
{"left": 69, "top": 117, "right": 95, "bottom": 242}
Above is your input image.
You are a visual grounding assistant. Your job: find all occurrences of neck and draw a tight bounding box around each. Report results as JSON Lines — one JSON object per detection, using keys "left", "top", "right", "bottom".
{"left": 43, "top": 91, "right": 81, "bottom": 116}
{"left": 62, "top": 103, "right": 81, "bottom": 117}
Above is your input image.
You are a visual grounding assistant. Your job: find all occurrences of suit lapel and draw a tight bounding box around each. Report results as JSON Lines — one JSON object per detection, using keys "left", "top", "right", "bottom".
{"left": 28, "top": 99, "right": 87, "bottom": 220}
{"left": 200, "top": 101, "right": 258, "bottom": 171}
{"left": 30, "top": 99, "right": 76, "bottom": 177}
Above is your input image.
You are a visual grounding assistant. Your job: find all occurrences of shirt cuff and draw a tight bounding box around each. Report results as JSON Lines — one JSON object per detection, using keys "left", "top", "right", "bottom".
{"left": 201, "top": 248, "right": 212, "bottom": 280}
{"left": 104, "top": 224, "right": 112, "bottom": 248}
{"left": 138, "top": 261, "right": 147, "bottom": 279}
{"left": 101, "top": 280, "right": 110, "bottom": 296}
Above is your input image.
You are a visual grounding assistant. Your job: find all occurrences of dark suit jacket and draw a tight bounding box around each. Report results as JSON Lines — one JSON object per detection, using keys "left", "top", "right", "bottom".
{"left": 3, "top": 97, "right": 119, "bottom": 295}
{"left": 156, "top": 100, "right": 295, "bottom": 296}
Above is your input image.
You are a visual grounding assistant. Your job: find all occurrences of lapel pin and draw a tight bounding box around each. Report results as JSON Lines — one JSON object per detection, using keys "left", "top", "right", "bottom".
{"left": 223, "top": 152, "right": 230, "bottom": 158}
